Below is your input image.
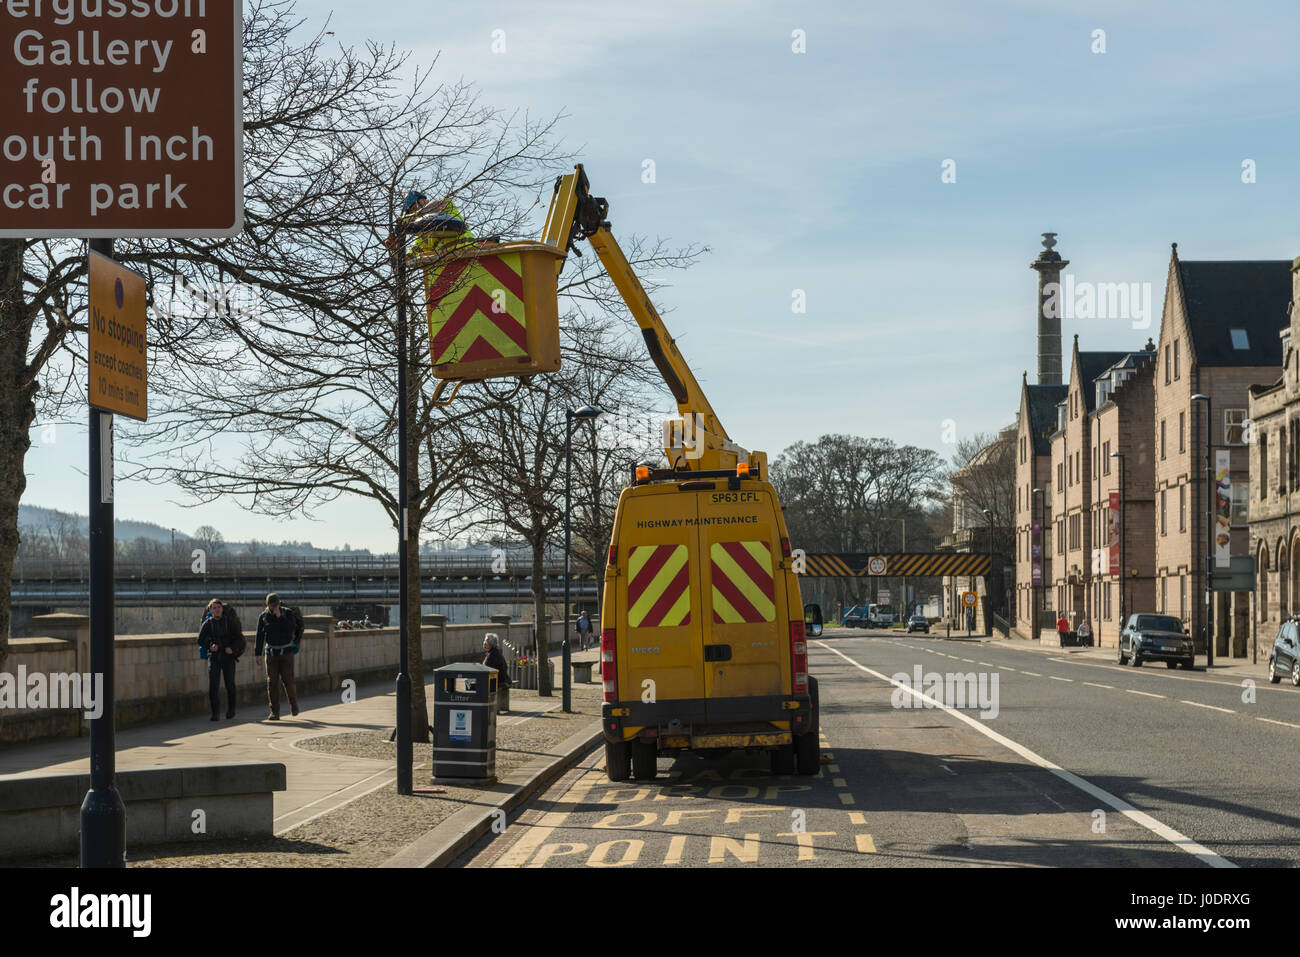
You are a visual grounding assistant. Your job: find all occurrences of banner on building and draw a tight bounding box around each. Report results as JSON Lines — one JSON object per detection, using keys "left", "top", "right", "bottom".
{"left": 1031, "top": 519, "right": 1042, "bottom": 586}
{"left": 1108, "top": 491, "right": 1121, "bottom": 575}
{"left": 1215, "top": 450, "right": 1231, "bottom": 568}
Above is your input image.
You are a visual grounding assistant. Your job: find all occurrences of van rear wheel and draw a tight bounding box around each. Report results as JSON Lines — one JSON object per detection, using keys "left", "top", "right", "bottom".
{"left": 770, "top": 747, "right": 795, "bottom": 776}
{"left": 795, "top": 676, "right": 820, "bottom": 776}
{"left": 605, "top": 739, "right": 631, "bottom": 782}
{"left": 631, "top": 739, "right": 657, "bottom": 780}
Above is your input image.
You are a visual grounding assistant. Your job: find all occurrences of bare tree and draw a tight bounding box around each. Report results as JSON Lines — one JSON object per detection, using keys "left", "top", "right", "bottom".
{"left": 949, "top": 430, "right": 1016, "bottom": 559}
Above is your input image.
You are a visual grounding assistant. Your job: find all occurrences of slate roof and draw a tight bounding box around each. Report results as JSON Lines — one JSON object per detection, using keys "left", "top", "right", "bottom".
{"left": 1178, "top": 260, "right": 1292, "bottom": 367}
{"left": 1024, "top": 383, "right": 1067, "bottom": 454}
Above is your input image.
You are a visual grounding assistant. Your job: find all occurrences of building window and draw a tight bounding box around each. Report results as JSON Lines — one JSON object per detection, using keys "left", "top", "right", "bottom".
{"left": 1165, "top": 345, "right": 1171, "bottom": 384}
{"left": 1230, "top": 328, "right": 1250, "bottom": 350}
{"left": 1225, "top": 409, "right": 1247, "bottom": 445}
{"left": 1179, "top": 411, "right": 1185, "bottom": 453}
{"left": 1161, "top": 576, "right": 1167, "bottom": 613}
{"left": 1104, "top": 583, "right": 1112, "bottom": 620}
{"left": 1102, "top": 440, "right": 1111, "bottom": 474}
{"left": 1044, "top": 526, "right": 1053, "bottom": 555}
{"left": 1058, "top": 462, "right": 1064, "bottom": 488}
{"left": 1231, "top": 483, "right": 1250, "bottom": 525}
{"left": 1174, "top": 339, "right": 1180, "bottom": 379}
{"left": 1161, "top": 419, "right": 1167, "bottom": 460}
{"left": 1261, "top": 432, "right": 1268, "bottom": 500}
{"left": 1180, "top": 574, "right": 1186, "bottom": 619}
{"left": 1161, "top": 489, "right": 1167, "bottom": 535}
{"left": 1179, "top": 484, "right": 1186, "bottom": 532}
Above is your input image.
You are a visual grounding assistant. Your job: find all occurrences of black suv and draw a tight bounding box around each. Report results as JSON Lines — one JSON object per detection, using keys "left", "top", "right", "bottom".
{"left": 1267, "top": 619, "right": 1300, "bottom": 686}
{"left": 1118, "top": 613, "right": 1194, "bottom": 669}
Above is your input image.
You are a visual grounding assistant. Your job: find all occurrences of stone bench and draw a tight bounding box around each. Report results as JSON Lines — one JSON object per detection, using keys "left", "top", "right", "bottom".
{"left": 0, "top": 761, "right": 287, "bottom": 861}
{"left": 572, "top": 661, "right": 595, "bottom": 683}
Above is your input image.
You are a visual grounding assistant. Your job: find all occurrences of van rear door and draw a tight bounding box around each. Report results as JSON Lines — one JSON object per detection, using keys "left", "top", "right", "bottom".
{"left": 697, "top": 486, "right": 786, "bottom": 708}
{"left": 617, "top": 486, "right": 706, "bottom": 706}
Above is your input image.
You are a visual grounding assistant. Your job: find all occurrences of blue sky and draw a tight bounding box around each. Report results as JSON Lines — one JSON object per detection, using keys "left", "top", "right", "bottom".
{"left": 22, "top": 0, "right": 1300, "bottom": 551}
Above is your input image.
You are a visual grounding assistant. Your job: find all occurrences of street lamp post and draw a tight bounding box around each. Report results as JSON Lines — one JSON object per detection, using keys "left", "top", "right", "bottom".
{"left": 1192, "top": 393, "right": 1214, "bottom": 668}
{"left": 982, "top": 508, "right": 994, "bottom": 636}
{"left": 1111, "top": 452, "right": 1126, "bottom": 629}
{"left": 563, "top": 405, "right": 603, "bottom": 714}
{"left": 1032, "top": 487, "right": 1044, "bottom": 640}
{"left": 390, "top": 201, "right": 465, "bottom": 795}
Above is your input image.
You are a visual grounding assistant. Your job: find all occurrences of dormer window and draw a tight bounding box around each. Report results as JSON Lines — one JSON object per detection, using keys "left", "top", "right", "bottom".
{"left": 1230, "top": 328, "right": 1250, "bottom": 350}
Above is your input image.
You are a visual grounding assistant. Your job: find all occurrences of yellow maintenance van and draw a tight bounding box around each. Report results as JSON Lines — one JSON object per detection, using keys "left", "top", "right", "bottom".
{"left": 540, "top": 166, "right": 824, "bottom": 781}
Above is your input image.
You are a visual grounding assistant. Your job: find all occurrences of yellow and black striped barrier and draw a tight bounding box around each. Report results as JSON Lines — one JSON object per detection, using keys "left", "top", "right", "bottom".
{"left": 799, "top": 553, "right": 992, "bottom": 578}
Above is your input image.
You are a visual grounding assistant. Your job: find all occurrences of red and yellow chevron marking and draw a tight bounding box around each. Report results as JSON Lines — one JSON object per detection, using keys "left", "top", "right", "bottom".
{"left": 426, "top": 252, "right": 528, "bottom": 366}
{"left": 710, "top": 541, "right": 775, "bottom": 624}
{"left": 627, "top": 545, "right": 691, "bottom": 628}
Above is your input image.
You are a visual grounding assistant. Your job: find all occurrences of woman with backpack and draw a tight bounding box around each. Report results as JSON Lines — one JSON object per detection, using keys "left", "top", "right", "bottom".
{"left": 198, "top": 598, "right": 245, "bottom": 720}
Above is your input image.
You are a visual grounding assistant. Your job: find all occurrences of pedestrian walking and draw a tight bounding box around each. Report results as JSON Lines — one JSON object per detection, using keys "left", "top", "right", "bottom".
{"left": 1077, "top": 619, "right": 1093, "bottom": 647}
{"left": 576, "top": 610, "right": 593, "bottom": 651}
{"left": 483, "top": 633, "right": 512, "bottom": 715}
{"left": 198, "top": 598, "right": 244, "bottom": 720}
{"left": 1056, "top": 612, "right": 1070, "bottom": 647}
{"left": 255, "top": 593, "right": 300, "bottom": 720}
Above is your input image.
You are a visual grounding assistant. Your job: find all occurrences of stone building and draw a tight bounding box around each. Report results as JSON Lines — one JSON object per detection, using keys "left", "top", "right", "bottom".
{"left": 1247, "top": 257, "right": 1300, "bottom": 646}
{"left": 1012, "top": 240, "right": 1289, "bottom": 657}
{"left": 1151, "top": 247, "right": 1290, "bottom": 658}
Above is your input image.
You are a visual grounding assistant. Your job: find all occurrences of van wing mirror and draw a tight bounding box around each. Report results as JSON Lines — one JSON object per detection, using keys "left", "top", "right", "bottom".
{"left": 804, "top": 603, "right": 823, "bottom": 638}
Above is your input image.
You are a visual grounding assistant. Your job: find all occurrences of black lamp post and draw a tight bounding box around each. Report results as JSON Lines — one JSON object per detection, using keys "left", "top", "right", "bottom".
{"left": 982, "top": 508, "right": 994, "bottom": 636}
{"left": 390, "top": 202, "right": 465, "bottom": 795}
{"left": 1032, "top": 487, "right": 1044, "bottom": 640}
{"left": 1192, "top": 393, "right": 1214, "bottom": 668}
{"left": 563, "top": 405, "right": 603, "bottom": 713}
{"left": 1111, "top": 452, "right": 1126, "bottom": 629}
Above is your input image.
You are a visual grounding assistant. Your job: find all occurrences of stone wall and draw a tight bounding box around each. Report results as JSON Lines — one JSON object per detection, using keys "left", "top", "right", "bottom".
{"left": 0, "top": 613, "right": 593, "bottom": 746}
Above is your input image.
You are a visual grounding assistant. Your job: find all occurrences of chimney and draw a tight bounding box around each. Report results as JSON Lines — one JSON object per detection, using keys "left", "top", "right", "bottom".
{"left": 1031, "top": 233, "right": 1069, "bottom": 385}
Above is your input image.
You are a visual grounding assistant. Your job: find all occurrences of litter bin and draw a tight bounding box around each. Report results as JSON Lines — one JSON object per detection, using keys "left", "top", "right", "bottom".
{"left": 431, "top": 662, "right": 498, "bottom": 782}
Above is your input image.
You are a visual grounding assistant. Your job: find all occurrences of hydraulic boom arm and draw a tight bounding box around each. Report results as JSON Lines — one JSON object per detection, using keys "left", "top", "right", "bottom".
{"left": 542, "top": 164, "right": 759, "bottom": 473}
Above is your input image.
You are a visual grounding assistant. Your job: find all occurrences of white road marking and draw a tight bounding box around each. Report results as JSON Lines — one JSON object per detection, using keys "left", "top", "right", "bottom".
{"left": 1256, "top": 717, "right": 1300, "bottom": 729}
{"left": 815, "top": 640, "right": 1234, "bottom": 869}
{"left": 1082, "top": 682, "right": 1114, "bottom": 690}
{"left": 1021, "top": 671, "right": 1041, "bottom": 677}
{"left": 1049, "top": 676, "right": 1073, "bottom": 683}
{"left": 1126, "top": 689, "right": 1166, "bottom": 699}
{"left": 1180, "top": 700, "right": 1235, "bottom": 714}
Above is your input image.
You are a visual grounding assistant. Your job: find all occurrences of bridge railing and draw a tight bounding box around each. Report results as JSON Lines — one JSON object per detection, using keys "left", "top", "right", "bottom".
{"left": 13, "top": 553, "right": 585, "bottom": 580}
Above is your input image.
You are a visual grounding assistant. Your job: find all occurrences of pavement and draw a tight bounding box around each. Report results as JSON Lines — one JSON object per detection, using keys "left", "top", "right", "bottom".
{"left": 0, "top": 645, "right": 608, "bottom": 841}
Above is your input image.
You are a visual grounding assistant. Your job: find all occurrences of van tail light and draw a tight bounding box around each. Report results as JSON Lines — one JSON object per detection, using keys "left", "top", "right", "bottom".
{"left": 780, "top": 537, "right": 792, "bottom": 558}
{"left": 790, "top": 621, "right": 808, "bottom": 695}
{"left": 607, "top": 544, "right": 617, "bottom": 566}
{"left": 601, "top": 628, "right": 618, "bottom": 702}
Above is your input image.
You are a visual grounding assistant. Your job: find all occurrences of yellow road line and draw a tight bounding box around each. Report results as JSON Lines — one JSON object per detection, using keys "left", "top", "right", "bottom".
{"left": 838, "top": 792, "right": 856, "bottom": 806}
{"left": 855, "top": 834, "right": 877, "bottom": 853}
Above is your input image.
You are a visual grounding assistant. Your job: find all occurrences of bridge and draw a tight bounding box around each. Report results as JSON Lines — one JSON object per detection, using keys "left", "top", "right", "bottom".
{"left": 798, "top": 552, "right": 993, "bottom": 578}
{"left": 10, "top": 555, "right": 600, "bottom": 608}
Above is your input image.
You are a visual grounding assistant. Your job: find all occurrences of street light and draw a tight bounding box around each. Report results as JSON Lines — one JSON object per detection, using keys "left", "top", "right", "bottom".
{"left": 1191, "top": 393, "right": 1214, "bottom": 668}
{"left": 390, "top": 200, "right": 466, "bottom": 795}
{"left": 563, "top": 405, "right": 603, "bottom": 714}
{"left": 1110, "top": 452, "right": 1126, "bottom": 630}
{"left": 1032, "top": 487, "right": 1044, "bottom": 640}
{"left": 982, "top": 508, "right": 993, "bottom": 636}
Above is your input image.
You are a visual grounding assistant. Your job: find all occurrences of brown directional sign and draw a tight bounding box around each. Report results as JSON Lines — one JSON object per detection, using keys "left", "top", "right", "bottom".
{"left": 88, "top": 250, "right": 147, "bottom": 420}
{"left": 0, "top": 0, "right": 242, "bottom": 236}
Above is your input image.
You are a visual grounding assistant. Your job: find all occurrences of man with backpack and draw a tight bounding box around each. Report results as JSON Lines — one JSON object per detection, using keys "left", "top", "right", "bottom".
{"left": 255, "top": 593, "right": 302, "bottom": 720}
{"left": 198, "top": 598, "right": 244, "bottom": 720}
{"left": 575, "top": 610, "right": 593, "bottom": 651}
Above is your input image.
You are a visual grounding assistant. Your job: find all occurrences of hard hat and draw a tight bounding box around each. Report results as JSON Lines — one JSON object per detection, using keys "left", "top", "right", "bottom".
{"left": 402, "top": 190, "right": 428, "bottom": 213}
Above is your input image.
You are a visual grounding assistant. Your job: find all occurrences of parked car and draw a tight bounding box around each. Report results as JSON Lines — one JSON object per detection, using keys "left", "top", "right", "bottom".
{"left": 1117, "top": 613, "right": 1194, "bottom": 669}
{"left": 906, "top": 614, "right": 929, "bottom": 634}
{"left": 1267, "top": 619, "right": 1300, "bottom": 686}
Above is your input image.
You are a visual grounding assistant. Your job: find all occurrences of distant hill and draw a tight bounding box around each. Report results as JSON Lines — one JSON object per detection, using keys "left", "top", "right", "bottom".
{"left": 17, "top": 504, "right": 374, "bottom": 557}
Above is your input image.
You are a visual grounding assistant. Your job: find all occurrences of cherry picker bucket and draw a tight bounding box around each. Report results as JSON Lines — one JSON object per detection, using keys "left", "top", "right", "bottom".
{"left": 419, "top": 241, "right": 565, "bottom": 402}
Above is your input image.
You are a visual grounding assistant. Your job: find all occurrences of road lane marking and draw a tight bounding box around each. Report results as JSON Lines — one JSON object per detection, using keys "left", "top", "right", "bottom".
{"left": 1181, "top": 700, "right": 1235, "bottom": 714}
{"left": 1021, "top": 671, "right": 1041, "bottom": 677}
{"left": 1256, "top": 717, "right": 1300, "bottom": 729}
{"left": 663, "top": 834, "right": 687, "bottom": 865}
{"left": 838, "top": 792, "right": 856, "bottom": 806}
{"left": 849, "top": 812, "right": 868, "bottom": 826}
{"left": 1049, "top": 676, "right": 1073, "bottom": 683}
{"left": 832, "top": 777, "right": 848, "bottom": 788}
{"left": 855, "top": 834, "right": 877, "bottom": 853}
{"left": 828, "top": 764, "right": 841, "bottom": 773}
{"left": 977, "top": 661, "right": 994, "bottom": 667}
{"left": 1082, "top": 682, "right": 1114, "bottom": 689}
{"left": 815, "top": 640, "right": 1235, "bottom": 869}
{"left": 1126, "top": 689, "right": 1166, "bottom": 699}
{"left": 1002, "top": 667, "right": 1017, "bottom": 672}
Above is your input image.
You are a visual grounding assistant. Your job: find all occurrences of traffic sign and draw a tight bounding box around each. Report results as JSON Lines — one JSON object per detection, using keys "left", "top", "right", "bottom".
{"left": 961, "top": 591, "right": 978, "bottom": 608}
{"left": 88, "top": 251, "right": 147, "bottom": 420}
{"left": 0, "top": 1, "right": 243, "bottom": 236}
{"left": 867, "top": 556, "right": 887, "bottom": 575}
